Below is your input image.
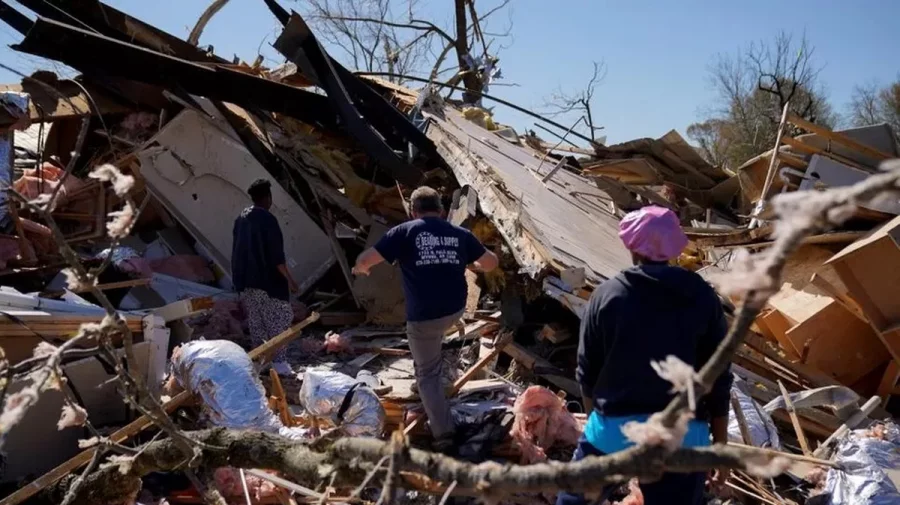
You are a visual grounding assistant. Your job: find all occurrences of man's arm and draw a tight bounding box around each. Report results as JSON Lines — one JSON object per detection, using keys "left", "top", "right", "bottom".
{"left": 352, "top": 247, "right": 387, "bottom": 276}
{"left": 468, "top": 250, "right": 499, "bottom": 272}
{"left": 354, "top": 226, "right": 401, "bottom": 276}
{"left": 463, "top": 231, "right": 498, "bottom": 272}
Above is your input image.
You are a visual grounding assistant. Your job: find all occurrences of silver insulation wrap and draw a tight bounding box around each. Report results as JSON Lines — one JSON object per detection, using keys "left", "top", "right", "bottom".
{"left": 172, "top": 340, "right": 303, "bottom": 437}
{"left": 822, "top": 422, "right": 900, "bottom": 505}
{"left": 298, "top": 369, "right": 385, "bottom": 437}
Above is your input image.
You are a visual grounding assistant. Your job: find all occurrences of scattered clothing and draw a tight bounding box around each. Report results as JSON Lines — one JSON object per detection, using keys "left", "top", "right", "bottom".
{"left": 240, "top": 288, "right": 293, "bottom": 366}
{"left": 232, "top": 205, "right": 289, "bottom": 301}
{"left": 406, "top": 309, "right": 464, "bottom": 438}
{"left": 510, "top": 385, "right": 583, "bottom": 463}
{"left": 374, "top": 216, "right": 486, "bottom": 321}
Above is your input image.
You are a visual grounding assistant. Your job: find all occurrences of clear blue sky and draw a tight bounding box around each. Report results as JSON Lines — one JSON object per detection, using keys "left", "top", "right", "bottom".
{"left": 0, "top": 0, "right": 897, "bottom": 144}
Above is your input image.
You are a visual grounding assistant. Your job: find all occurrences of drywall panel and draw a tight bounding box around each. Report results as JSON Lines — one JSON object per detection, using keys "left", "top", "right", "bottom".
{"left": 136, "top": 110, "right": 334, "bottom": 294}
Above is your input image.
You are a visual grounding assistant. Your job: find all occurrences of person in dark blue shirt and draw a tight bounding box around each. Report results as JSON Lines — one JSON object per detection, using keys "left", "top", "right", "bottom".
{"left": 557, "top": 206, "right": 732, "bottom": 505}
{"left": 352, "top": 186, "right": 498, "bottom": 448}
{"left": 232, "top": 179, "right": 299, "bottom": 376}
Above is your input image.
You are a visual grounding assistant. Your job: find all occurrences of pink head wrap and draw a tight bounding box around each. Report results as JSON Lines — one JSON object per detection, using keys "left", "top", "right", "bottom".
{"left": 618, "top": 205, "right": 688, "bottom": 262}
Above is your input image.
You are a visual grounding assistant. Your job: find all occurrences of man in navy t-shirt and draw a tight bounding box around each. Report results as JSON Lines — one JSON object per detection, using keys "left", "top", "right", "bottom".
{"left": 352, "top": 186, "right": 498, "bottom": 448}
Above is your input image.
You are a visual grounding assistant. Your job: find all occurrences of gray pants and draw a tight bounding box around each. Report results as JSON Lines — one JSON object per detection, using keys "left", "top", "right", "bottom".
{"left": 406, "top": 310, "right": 463, "bottom": 439}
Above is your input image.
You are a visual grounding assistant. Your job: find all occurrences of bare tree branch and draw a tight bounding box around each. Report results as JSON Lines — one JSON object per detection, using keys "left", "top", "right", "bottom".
{"left": 188, "top": 0, "right": 231, "bottom": 46}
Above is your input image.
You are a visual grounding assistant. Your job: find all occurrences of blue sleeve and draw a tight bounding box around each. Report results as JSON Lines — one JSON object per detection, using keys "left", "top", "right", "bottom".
{"left": 374, "top": 225, "right": 403, "bottom": 264}
{"left": 462, "top": 230, "right": 487, "bottom": 263}
{"left": 577, "top": 291, "right": 609, "bottom": 401}
{"left": 699, "top": 291, "right": 732, "bottom": 419}
{"left": 266, "top": 214, "right": 286, "bottom": 266}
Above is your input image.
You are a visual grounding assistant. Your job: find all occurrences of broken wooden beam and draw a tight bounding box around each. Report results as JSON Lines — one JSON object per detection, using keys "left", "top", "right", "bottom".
{"left": 777, "top": 380, "right": 811, "bottom": 455}
{"left": 152, "top": 296, "right": 216, "bottom": 323}
{"left": 502, "top": 342, "right": 581, "bottom": 399}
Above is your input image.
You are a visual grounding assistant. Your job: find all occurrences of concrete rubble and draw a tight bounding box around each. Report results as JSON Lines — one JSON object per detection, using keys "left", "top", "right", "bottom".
{"left": 0, "top": 2, "right": 897, "bottom": 505}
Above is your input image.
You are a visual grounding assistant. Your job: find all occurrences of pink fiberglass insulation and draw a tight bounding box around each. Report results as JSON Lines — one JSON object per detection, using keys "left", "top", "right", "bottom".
{"left": 13, "top": 162, "right": 87, "bottom": 208}
{"left": 510, "top": 385, "right": 582, "bottom": 463}
{"left": 188, "top": 299, "right": 246, "bottom": 344}
{"left": 0, "top": 236, "right": 20, "bottom": 270}
{"left": 612, "top": 479, "right": 644, "bottom": 505}
{"left": 213, "top": 467, "right": 278, "bottom": 501}
{"left": 324, "top": 331, "right": 352, "bottom": 354}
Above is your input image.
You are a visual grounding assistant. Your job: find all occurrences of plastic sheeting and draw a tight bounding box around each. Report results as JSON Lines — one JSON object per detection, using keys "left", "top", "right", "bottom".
{"left": 172, "top": 340, "right": 305, "bottom": 439}
{"left": 298, "top": 368, "right": 385, "bottom": 437}
{"left": 728, "top": 377, "right": 781, "bottom": 449}
{"left": 821, "top": 422, "right": 900, "bottom": 505}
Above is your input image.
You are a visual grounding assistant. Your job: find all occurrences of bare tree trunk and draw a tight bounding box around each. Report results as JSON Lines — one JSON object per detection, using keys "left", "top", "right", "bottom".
{"left": 454, "top": 0, "right": 481, "bottom": 104}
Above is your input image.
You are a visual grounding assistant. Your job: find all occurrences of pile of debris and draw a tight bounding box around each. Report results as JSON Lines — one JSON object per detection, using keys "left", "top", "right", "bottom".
{"left": 0, "top": 1, "right": 897, "bottom": 505}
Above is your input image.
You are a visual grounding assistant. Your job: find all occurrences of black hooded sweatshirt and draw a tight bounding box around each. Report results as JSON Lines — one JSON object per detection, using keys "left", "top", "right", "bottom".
{"left": 577, "top": 264, "right": 732, "bottom": 421}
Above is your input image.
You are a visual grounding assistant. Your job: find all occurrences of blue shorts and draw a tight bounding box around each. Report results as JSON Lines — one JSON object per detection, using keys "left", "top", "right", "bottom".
{"left": 583, "top": 411, "right": 711, "bottom": 453}
{"left": 555, "top": 412, "right": 709, "bottom": 505}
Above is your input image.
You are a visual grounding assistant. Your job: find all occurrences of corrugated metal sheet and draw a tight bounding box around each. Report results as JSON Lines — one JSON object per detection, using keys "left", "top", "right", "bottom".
{"left": 424, "top": 107, "right": 632, "bottom": 287}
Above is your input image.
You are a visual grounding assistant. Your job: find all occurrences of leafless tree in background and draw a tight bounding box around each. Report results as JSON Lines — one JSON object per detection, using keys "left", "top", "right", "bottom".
{"left": 849, "top": 79, "right": 900, "bottom": 145}
{"left": 295, "top": 0, "right": 513, "bottom": 102}
{"left": 542, "top": 61, "right": 606, "bottom": 143}
{"left": 688, "top": 31, "right": 836, "bottom": 170}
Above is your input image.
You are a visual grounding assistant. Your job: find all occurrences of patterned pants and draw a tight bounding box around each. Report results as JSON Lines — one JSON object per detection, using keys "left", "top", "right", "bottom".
{"left": 240, "top": 288, "right": 293, "bottom": 363}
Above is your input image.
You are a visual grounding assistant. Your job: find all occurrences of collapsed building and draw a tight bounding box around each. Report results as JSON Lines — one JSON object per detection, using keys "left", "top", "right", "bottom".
{"left": 0, "top": 1, "right": 898, "bottom": 505}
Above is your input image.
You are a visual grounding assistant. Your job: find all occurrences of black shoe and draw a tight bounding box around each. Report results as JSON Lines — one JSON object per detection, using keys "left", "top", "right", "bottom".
{"left": 432, "top": 435, "right": 457, "bottom": 457}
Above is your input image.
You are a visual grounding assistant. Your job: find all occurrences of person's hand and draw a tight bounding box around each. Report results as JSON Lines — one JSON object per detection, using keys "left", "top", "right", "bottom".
{"left": 288, "top": 278, "right": 299, "bottom": 294}
{"left": 352, "top": 264, "right": 370, "bottom": 276}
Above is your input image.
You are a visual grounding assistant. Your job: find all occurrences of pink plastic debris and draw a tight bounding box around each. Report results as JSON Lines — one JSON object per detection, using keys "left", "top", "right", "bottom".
{"left": 510, "top": 385, "right": 583, "bottom": 463}
{"left": 324, "top": 331, "right": 352, "bottom": 354}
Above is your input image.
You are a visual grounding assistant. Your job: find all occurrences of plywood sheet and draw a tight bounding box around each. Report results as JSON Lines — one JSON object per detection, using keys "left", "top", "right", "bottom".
{"left": 136, "top": 110, "right": 334, "bottom": 294}
{"left": 785, "top": 300, "right": 889, "bottom": 385}
{"left": 757, "top": 309, "right": 799, "bottom": 358}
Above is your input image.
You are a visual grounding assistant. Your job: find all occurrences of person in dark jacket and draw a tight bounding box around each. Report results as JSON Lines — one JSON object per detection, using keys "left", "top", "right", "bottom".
{"left": 557, "top": 205, "right": 732, "bottom": 505}
{"left": 232, "top": 179, "right": 299, "bottom": 376}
